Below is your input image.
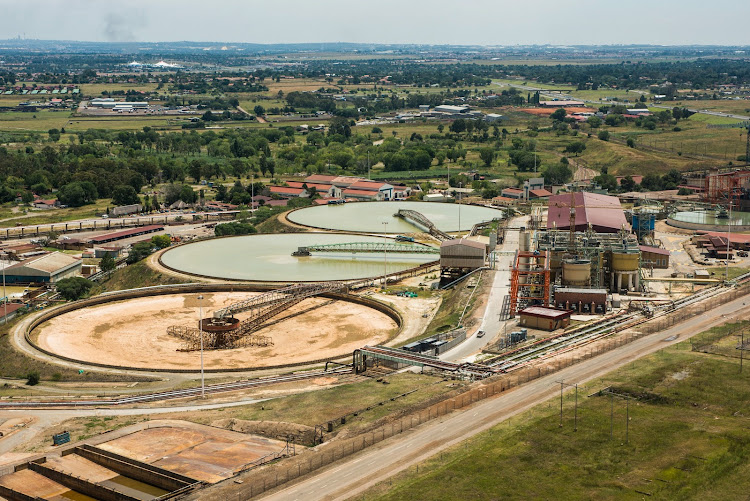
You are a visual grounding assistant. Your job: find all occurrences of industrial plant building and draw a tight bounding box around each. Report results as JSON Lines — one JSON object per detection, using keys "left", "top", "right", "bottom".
{"left": 507, "top": 189, "right": 670, "bottom": 318}
{"left": 439, "top": 239, "right": 486, "bottom": 280}
{"left": 2, "top": 252, "right": 81, "bottom": 284}
{"left": 547, "top": 192, "right": 629, "bottom": 233}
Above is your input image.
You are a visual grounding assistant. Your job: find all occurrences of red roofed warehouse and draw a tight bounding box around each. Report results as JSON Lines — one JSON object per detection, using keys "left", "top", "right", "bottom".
{"left": 89, "top": 225, "right": 164, "bottom": 244}
{"left": 547, "top": 192, "right": 629, "bottom": 233}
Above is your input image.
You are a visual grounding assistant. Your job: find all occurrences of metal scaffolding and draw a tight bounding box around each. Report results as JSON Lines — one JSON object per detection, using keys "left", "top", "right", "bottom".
{"left": 292, "top": 242, "right": 439, "bottom": 256}
{"left": 394, "top": 209, "right": 452, "bottom": 240}
{"left": 167, "top": 282, "right": 348, "bottom": 351}
{"left": 509, "top": 250, "right": 551, "bottom": 317}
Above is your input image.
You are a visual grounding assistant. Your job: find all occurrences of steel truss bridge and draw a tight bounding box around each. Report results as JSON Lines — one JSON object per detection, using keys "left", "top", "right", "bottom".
{"left": 394, "top": 209, "right": 452, "bottom": 241}
{"left": 353, "top": 345, "right": 501, "bottom": 379}
{"left": 167, "top": 282, "right": 348, "bottom": 351}
{"left": 293, "top": 242, "right": 439, "bottom": 256}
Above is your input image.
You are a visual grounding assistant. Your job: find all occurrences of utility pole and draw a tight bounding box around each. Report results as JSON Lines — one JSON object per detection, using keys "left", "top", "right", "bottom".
{"left": 738, "top": 332, "right": 745, "bottom": 373}
{"left": 556, "top": 380, "right": 578, "bottom": 431}
{"left": 381, "top": 221, "right": 388, "bottom": 289}
{"left": 727, "top": 200, "right": 732, "bottom": 281}
{"left": 197, "top": 294, "right": 205, "bottom": 398}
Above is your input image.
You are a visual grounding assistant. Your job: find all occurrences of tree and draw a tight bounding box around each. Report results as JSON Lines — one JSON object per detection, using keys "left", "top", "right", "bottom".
{"left": 48, "top": 128, "right": 61, "bottom": 142}
{"left": 626, "top": 137, "right": 636, "bottom": 148}
{"left": 58, "top": 181, "right": 98, "bottom": 207}
{"left": 620, "top": 175, "right": 637, "bottom": 192}
{"left": 111, "top": 185, "right": 140, "bottom": 206}
{"left": 597, "top": 130, "right": 610, "bottom": 141}
{"left": 151, "top": 234, "right": 171, "bottom": 249}
{"left": 586, "top": 116, "right": 602, "bottom": 128}
{"left": 328, "top": 117, "right": 351, "bottom": 138}
{"left": 214, "top": 221, "right": 257, "bottom": 236}
{"left": 542, "top": 163, "right": 573, "bottom": 185}
{"left": 563, "top": 141, "right": 586, "bottom": 156}
{"left": 550, "top": 108, "right": 567, "bottom": 121}
{"left": 26, "top": 371, "right": 40, "bottom": 386}
{"left": 56, "top": 277, "right": 94, "bottom": 301}
{"left": 254, "top": 105, "right": 265, "bottom": 116}
{"left": 593, "top": 173, "right": 618, "bottom": 192}
{"left": 126, "top": 242, "right": 154, "bottom": 264}
{"left": 479, "top": 147, "right": 495, "bottom": 167}
{"left": 99, "top": 252, "right": 116, "bottom": 273}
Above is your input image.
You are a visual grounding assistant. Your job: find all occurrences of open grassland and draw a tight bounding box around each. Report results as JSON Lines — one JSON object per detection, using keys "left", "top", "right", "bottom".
{"left": 366, "top": 326, "right": 750, "bottom": 501}
{"left": 674, "top": 98, "right": 750, "bottom": 116}
{"left": 78, "top": 82, "right": 161, "bottom": 96}
{"left": 0, "top": 199, "right": 112, "bottom": 228}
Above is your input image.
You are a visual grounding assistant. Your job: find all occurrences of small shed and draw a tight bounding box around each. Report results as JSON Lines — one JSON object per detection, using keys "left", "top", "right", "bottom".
{"left": 519, "top": 307, "right": 572, "bottom": 331}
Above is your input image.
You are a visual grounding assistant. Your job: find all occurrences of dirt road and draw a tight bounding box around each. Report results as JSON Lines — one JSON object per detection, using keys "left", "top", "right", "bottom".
{"left": 259, "top": 291, "right": 750, "bottom": 501}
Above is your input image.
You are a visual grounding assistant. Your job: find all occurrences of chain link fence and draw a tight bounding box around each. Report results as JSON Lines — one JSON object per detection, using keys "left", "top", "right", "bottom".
{"left": 193, "top": 284, "right": 750, "bottom": 500}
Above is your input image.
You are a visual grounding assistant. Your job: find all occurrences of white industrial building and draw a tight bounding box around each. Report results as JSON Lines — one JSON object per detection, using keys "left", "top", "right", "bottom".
{"left": 2, "top": 252, "right": 82, "bottom": 284}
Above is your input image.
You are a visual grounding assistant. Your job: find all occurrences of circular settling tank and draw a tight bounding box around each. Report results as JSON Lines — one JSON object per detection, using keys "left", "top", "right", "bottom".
{"left": 672, "top": 210, "right": 750, "bottom": 227}
{"left": 160, "top": 233, "right": 437, "bottom": 281}
{"left": 286, "top": 201, "right": 503, "bottom": 233}
{"left": 32, "top": 292, "right": 398, "bottom": 371}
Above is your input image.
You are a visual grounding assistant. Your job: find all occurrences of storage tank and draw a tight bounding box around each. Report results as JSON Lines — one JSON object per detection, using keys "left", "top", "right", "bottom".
{"left": 611, "top": 252, "right": 639, "bottom": 272}
{"left": 562, "top": 259, "right": 591, "bottom": 286}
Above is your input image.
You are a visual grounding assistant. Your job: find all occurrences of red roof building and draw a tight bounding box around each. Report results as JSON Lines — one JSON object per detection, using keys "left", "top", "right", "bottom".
{"left": 269, "top": 186, "right": 309, "bottom": 198}
{"left": 547, "top": 192, "right": 629, "bottom": 233}
{"left": 529, "top": 188, "right": 553, "bottom": 199}
{"left": 89, "top": 225, "right": 164, "bottom": 244}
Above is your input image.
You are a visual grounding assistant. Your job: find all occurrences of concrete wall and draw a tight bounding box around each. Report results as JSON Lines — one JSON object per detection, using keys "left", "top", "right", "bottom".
{"left": 76, "top": 445, "right": 197, "bottom": 491}
{"left": 667, "top": 217, "right": 750, "bottom": 233}
{"left": 29, "top": 461, "right": 140, "bottom": 501}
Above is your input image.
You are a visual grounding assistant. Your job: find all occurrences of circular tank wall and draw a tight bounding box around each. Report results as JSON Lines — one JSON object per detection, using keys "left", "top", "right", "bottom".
{"left": 286, "top": 201, "right": 504, "bottom": 233}
{"left": 159, "top": 233, "right": 438, "bottom": 282}
{"left": 672, "top": 210, "right": 750, "bottom": 226}
{"left": 562, "top": 260, "right": 591, "bottom": 286}
{"left": 611, "top": 252, "right": 639, "bottom": 272}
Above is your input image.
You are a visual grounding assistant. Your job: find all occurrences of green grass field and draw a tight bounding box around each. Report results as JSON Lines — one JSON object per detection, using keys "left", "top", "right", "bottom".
{"left": 366, "top": 326, "right": 750, "bottom": 500}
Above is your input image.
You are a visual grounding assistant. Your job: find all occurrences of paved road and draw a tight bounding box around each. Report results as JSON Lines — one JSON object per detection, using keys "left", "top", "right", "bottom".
{"left": 259, "top": 290, "right": 750, "bottom": 501}
{"left": 441, "top": 216, "right": 526, "bottom": 362}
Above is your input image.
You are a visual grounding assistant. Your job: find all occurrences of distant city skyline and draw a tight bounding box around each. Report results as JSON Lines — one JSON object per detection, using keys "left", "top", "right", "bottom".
{"left": 1, "top": 0, "right": 749, "bottom": 46}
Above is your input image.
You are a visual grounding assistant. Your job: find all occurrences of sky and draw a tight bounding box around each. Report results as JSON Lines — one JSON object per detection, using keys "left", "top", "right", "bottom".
{"left": 1, "top": 0, "right": 749, "bottom": 46}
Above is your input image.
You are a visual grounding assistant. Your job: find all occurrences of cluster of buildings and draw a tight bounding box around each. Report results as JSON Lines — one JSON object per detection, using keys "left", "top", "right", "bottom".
{"left": 269, "top": 175, "right": 413, "bottom": 203}
{"left": 508, "top": 191, "right": 673, "bottom": 331}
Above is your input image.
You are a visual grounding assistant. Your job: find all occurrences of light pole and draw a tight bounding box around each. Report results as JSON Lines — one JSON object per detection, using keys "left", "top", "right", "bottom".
{"left": 1, "top": 252, "right": 7, "bottom": 325}
{"left": 382, "top": 221, "right": 388, "bottom": 289}
{"left": 726, "top": 200, "right": 732, "bottom": 281}
{"left": 197, "top": 294, "right": 205, "bottom": 398}
{"left": 458, "top": 182, "right": 462, "bottom": 235}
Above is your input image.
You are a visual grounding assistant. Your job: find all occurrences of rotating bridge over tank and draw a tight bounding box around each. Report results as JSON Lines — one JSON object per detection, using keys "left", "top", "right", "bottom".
{"left": 292, "top": 242, "right": 440, "bottom": 256}
{"left": 167, "top": 282, "right": 348, "bottom": 351}
{"left": 394, "top": 209, "right": 451, "bottom": 241}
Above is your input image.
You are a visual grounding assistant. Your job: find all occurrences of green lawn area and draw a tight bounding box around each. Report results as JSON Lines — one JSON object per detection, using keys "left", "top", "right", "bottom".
{"left": 366, "top": 327, "right": 750, "bottom": 500}
{"left": 707, "top": 267, "right": 750, "bottom": 281}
